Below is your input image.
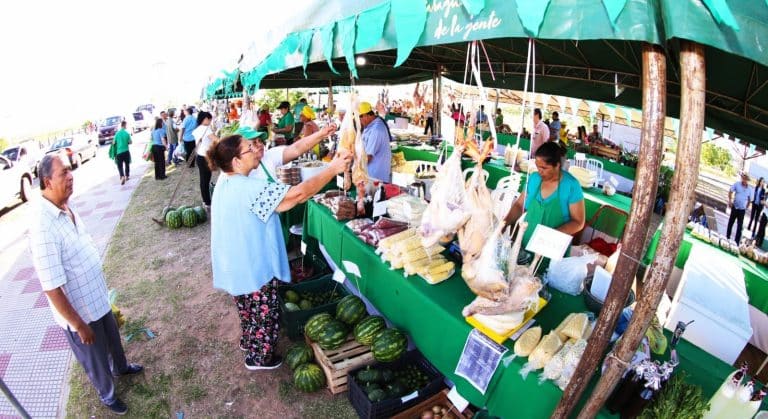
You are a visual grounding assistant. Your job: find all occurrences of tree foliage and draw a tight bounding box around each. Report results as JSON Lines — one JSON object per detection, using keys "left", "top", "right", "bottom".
{"left": 255, "top": 89, "right": 306, "bottom": 112}
{"left": 701, "top": 142, "right": 734, "bottom": 175}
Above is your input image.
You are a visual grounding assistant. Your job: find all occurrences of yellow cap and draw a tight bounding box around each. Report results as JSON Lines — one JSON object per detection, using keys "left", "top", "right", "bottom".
{"left": 358, "top": 101, "right": 373, "bottom": 115}
{"left": 301, "top": 106, "right": 316, "bottom": 120}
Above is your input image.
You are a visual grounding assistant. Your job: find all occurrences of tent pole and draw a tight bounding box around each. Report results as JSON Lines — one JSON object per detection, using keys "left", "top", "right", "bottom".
{"left": 328, "top": 80, "right": 333, "bottom": 116}
{"left": 551, "top": 43, "right": 668, "bottom": 418}
{"left": 579, "top": 41, "right": 704, "bottom": 419}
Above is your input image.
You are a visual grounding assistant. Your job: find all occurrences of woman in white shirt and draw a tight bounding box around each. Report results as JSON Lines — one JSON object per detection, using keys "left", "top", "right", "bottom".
{"left": 192, "top": 111, "right": 218, "bottom": 208}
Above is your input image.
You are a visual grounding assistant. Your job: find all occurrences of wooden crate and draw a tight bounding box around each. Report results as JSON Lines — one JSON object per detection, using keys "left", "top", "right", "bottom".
{"left": 308, "top": 336, "right": 375, "bottom": 394}
{"left": 391, "top": 389, "right": 474, "bottom": 419}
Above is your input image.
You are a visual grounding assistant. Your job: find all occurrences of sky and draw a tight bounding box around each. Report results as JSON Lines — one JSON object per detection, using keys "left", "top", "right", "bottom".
{"left": 0, "top": 0, "right": 312, "bottom": 139}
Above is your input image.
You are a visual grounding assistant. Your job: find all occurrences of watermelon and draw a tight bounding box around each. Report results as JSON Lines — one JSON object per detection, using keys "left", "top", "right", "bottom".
{"left": 176, "top": 205, "right": 190, "bottom": 213}
{"left": 285, "top": 344, "right": 314, "bottom": 370}
{"left": 354, "top": 316, "right": 386, "bottom": 346}
{"left": 193, "top": 206, "right": 207, "bottom": 223}
{"left": 161, "top": 206, "right": 175, "bottom": 218}
{"left": 182, "top": 208, "right": 198, "bottom": 228}
{"left": 317, "top": 320, "right": 349, "bottom": 350}
{"left": 165, "top": 210, "right": 182, "bottom": 229}
{"left": 304, "top": 313, "right": 333, "bottom": 342}
{"left": 371, "top": 328, "right": 407, "bottom": 362}
{"left": 335, "top": 295, "right": 367, "bottom": 325}
{"left": 293, "top": 363, "right": 325, "bottom": 392}
{"left": 284, "top": 302, "right": 300, "bottom": 312}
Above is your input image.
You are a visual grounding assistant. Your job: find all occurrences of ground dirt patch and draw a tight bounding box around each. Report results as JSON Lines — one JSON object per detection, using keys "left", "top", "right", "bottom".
{"left": 65, "top": 165, "right": 356, "bottom": 419}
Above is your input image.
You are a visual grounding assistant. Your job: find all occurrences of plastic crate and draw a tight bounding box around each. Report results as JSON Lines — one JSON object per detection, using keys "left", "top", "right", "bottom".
{"left": 348, "top": 350, "right": 445, "bottom": 419}
{"left": 278, "top": 276, "right": 349, "bottom": 341}
{"left": 391, "top": 389, "right": 474, "bottom": 419}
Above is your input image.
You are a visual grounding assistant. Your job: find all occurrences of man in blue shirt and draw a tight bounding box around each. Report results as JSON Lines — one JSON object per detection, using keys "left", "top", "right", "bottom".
{"left": 476, "top": 105, "right": 487, "bottom": 124}
{"left": 549, "top": 112, "right": 562, "bottom": 141}
{"left": 727, "top": 171, "right": 753, "bottom": 243}
{"left": 359, "top": 101, "right": 392, "bottom": 182}
{"left": 179, "top": 107, "right": 198, "bottom": 167}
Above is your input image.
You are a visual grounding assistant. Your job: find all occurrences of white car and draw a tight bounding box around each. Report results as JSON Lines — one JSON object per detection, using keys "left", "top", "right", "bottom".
{"left": 0, "top": 155, "right": 33, "bottom": 209}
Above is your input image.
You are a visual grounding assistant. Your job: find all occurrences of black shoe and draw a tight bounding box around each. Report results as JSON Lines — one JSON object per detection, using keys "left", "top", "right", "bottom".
{"left": 105, "top": 399, "right": 128, "bottom": 415}
{"left": 245, "top": 355, "right": 283, "bottom": 371}
{"left": 122, "top": 363, "right": 144, "bottom": 375}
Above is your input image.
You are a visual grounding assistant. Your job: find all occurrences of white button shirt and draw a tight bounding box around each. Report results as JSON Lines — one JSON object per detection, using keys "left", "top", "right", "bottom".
{"left": 29, "top": 198, "right": 111, "bottom": 330}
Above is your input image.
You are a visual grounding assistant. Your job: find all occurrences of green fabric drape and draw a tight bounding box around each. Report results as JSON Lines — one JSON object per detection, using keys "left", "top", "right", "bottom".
{"left": 338, "top": 16, "right": 359, "bottom": 79}
{"left": 320, "top": 22, "right": 341, "bottom": 75}
{"left": 298, "top": 30, "right": 315, "bottom": 78}
{"left": 701, "top": 0, "right": 741, "bottom": 30}
{"left": 601, "top": 0, "right": 628, "bottom": 28}
{"left": 460, "top": 0, "right": 486, "bottom": 16}
{"left": 515, "top": 0, "right": 552, "bottom": 37}
{"left": 391, "top": 0, "right": 428, "bottom": 67}
{"left": 355, "top": 1, "right": 390, "bottom": 52}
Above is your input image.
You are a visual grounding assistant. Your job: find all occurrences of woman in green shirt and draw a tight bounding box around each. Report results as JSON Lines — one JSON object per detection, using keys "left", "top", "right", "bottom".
{"left": 273, "top": 101, "right": 295, "bottom": 144}
{"left": 110, "top": 120, "right": 132, "bottom": 184}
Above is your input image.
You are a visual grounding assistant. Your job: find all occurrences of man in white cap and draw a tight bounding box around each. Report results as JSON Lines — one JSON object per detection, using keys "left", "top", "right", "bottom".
{"left": 727, "top": 171, "right": 753, "bottom": 243}
{"left": 359, "top": 101, "right": 393, "bottom": 182}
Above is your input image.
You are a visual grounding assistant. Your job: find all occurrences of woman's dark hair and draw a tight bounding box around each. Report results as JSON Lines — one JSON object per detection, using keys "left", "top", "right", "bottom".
{"left": 533, "top": 108, "right": 542, "bottom": 119}
{"left": 197, "top": 111, "right": 212, "bottom": 126}
{"left": 759, "top": 177, "right": 764, "bottom": 187}
{"left": 154, "top": 118, "right": 164, "bottom": 130}
{"left": 535, "top": 141, "right": 564, "bottom": 167}
{"left": 207, "top": 134, "right": 242, "bottom": 173}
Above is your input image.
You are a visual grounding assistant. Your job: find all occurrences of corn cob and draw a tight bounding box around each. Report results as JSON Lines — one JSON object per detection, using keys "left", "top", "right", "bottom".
{"left": 399, "top": 244, "right": 445, "bottom": 264}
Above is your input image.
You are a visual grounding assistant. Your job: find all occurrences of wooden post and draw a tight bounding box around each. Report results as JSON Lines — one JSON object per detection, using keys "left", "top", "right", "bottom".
{"left": 576, "top": 41, "right": 705, "bottom": 419}
{"left": 551, "top": 43, "right": 667, "bottom": 418}
{"left": 328, "top": 80, "right": 334, "bottom": 114}
{"left": 436, "top": 71, "right": 442, "bottom": 137}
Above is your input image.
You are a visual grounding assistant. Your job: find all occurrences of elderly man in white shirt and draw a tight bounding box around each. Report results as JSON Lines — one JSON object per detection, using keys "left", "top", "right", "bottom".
{"left": 29, "top": 155, "right": 143, "bottom": 416}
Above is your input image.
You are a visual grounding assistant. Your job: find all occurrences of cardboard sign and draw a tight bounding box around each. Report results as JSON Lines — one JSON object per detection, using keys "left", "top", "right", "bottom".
{"left": 525, "top": 224, "right": 572, "bottom": 261}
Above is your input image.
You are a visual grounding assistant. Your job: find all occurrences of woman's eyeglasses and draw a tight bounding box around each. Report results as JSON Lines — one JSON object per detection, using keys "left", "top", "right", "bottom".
{"left": 238, "top": 143, "right": 255, "bottom": 157}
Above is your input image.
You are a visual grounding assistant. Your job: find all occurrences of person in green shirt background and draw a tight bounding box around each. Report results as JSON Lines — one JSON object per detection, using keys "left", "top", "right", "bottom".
{"left": 273, "top": 101, "right": 295, "bottom": 144}
{"left": 109, "top": 120, "right": 132, "bottom": 184}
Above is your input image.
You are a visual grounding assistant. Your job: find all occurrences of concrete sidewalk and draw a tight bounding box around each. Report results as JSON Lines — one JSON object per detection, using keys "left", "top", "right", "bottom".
{"left": 0, "top": 149, "right": 149, "bottom": 418}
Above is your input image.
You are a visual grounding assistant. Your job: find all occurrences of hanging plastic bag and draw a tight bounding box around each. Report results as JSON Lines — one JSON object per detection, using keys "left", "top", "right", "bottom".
{"left": 108, "top": 289, "right": 126, "bottom": 329}
{"left": 544, "top": 254, "right": 598, "bottom": 295}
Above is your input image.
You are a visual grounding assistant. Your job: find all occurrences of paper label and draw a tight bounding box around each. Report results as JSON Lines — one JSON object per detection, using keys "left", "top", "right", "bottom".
{"left": 336, "top": 175, "right": 344, "bottom": 189}
{"left": 455, "top": 329, "right": 508, "bottom": 394}
{"left": 342, "top": 260, "right": 361, "bottom": 277}
{"left": 300, "top": 241, "right": 307, "bottom": 255}
{"left": 400, "top": 391, "right": 418, "bottom": 403}
{"left": 332, "top": 269, "right": 346, "bottom": 284}
{"left": 373, "top": 200, "right": 387, "bottom": 217}
{"left": 447, "top": 387, "right": 470, "bottom": 412}
{"left": 525, "top": 224, "right": 572, "bottom": 261}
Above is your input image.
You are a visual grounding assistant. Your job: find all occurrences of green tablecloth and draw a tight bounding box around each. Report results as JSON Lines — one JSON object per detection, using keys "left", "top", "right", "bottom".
{"left": 396, "top": 145, "right": 632, "bottom": 237}
{"left": 303, "top": 200, "right": 737, "bottom": 418}
{"left": 495, "top": 133, "right": 638, "bottom": 180}
{"left": 643, "top": 227, "right": 768, "bottom": 314}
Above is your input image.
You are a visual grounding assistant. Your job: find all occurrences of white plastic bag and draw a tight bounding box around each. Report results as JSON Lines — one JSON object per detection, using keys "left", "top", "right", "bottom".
{"left": 545, "top": 254, "right": 598, "bottom": 295}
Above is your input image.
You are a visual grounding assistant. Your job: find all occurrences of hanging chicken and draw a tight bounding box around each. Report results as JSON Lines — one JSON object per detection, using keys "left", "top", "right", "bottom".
{"left": 337, "top": 94, "right": 369, "bottom": 214}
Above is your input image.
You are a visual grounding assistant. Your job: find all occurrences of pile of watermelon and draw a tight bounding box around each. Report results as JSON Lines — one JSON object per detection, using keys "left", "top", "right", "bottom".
{"left": 282, "top": 288, "right": 344, "bottom": 313}
{"left": 285, "top": 343, "right": 326, "bottom": 393}
{"left": 163, "top": 205, "right": 207, "bottom": 229}
{"left": 304, "top": 295, "right": 408, "bottom": 363}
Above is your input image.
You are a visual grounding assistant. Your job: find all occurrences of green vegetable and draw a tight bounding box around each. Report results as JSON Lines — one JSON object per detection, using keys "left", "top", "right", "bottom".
{"left": 367, "top": 388, "right": 386, "bottom": 402}
{"left": 638, "top": 372, "right": 710, "bottom": 419}
{"left": 299, "top": 299, "right": 313, "bottom": 310}
{"left": 285, "top": 290, "right": 300, "bottom": 304}
{"left": 356, "top": 366, "right": 382, "bottom": 383}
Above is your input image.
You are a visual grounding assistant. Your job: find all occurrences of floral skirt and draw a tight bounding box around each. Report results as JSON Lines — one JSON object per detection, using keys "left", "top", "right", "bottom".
{"left": 233, "top": 279, "right": 280, "bottom": 365}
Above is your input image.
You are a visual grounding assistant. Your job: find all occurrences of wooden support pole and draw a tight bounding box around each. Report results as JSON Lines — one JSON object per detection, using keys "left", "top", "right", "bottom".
{"left": 576, "top": 41, "right": 705, "bottom": 419}
{"left": 551, "top": 43, "right": 668, "bottom": 418}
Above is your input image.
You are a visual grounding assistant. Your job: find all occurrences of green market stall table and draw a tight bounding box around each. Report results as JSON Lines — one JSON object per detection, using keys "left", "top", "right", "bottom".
{"left": 302, "top": 200, "right": 737, "bottom": 418}
{"left": 643, "top": 226, "right": 768, "bottom": 354}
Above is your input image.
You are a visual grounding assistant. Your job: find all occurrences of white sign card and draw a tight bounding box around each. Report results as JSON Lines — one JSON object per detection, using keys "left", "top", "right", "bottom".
{"left": 300, "top": 241, "right": 307, "bottom": 255}
{"left": 372, "top": 200, "right": 387, "bottom": 218}
{"left": 332, "top": 269, "right": 346, "bottom": 284}
{"left": 590, "top": 265, "right": 613, "bottom": 301}
{"left": 455, "top": 329, "right": 508, "bottom": 394}
{"left": 525, "top": 224, "right": 573, "bottom": 261}
{"left": 447, "top": 387, "right": 470, "bottom": 413}
{"left": 342, "top": 260, "right": 361, "bottom": 278}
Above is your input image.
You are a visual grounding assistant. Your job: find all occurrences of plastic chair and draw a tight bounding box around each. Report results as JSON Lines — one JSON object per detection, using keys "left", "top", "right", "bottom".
{"left": 585, "top": 158, "right": 604, "bottom": 187}
{"left": 577, "top": 204, "right": 629, "bottom": 245}
{"left": 463, "top": 167, "right": 490, "bottom": 183}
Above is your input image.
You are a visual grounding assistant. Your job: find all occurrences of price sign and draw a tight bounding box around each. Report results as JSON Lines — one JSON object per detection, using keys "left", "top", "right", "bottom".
{"left": 447, "top": 387, "right": 470, "bottom": 413}
{"left": 342, "top": 260, "right": 361, "bottom": 277}
{"left": 372, "top": 200, "right": 387, "bottom": 218}
{"left": 332, "top": 269, "right": 346, "bottom": 284}
{"left": 525, "top": 224, "right": 572, "bottom": 261}
{"left": 300, "top": 241, "right": 307, "bottom": 255}
{"left": 455, "top": 329, "right": 508, "bottom": 394}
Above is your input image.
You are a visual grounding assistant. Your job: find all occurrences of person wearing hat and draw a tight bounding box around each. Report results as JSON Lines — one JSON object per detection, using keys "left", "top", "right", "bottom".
{"left": 299, "top": 106, "right": 319, "bottom": 139}
{"left": 206, "top": 132, "right": 352, "bottom": 371}
{"left": 237, "top": 125, "right": 337, "bottom": 182}
{"left": 256, "top": 104, "right": 272, "bottom": 132}
{"left": 359, "top": 101, "right": 393, "bottom": 182}
{"left": 727, "top": 171, "right": 754, "bottom": 243}
{"left": 272, "top": 101, "right": 295, "bottom": 143}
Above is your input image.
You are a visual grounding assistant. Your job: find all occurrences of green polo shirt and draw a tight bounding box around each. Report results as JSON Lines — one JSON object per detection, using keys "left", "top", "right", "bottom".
{"left": 114, "top": 129, "right": 131, "bottom": 154}
{"left": 277, "top": 112, "right": 295, "bottom": 140}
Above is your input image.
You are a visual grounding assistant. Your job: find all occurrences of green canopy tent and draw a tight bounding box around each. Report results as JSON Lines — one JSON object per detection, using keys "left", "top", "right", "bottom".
{"left": 214, "top": 0, "right": 768, "bottom": 149}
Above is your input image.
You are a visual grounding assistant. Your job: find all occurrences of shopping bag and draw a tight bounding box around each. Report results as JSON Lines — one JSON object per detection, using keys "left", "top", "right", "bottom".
{"left": 142, "top": 142, "right": 153, "bottom": 161}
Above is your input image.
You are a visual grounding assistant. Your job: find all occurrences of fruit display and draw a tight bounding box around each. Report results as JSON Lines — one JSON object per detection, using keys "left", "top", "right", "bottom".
{"left": 354, "top": 316, "right": 387, "bottom": 346}
{"left": 283, "top": 287, "right": 344, "bottom": 312}
{"left": 335, "top": 295, "right": 368, "bottom": 325}
{"left": 293, "top": 363, "right": 326, "bottom": 392}
{"left": 354, "top": 363, "right": 432, "bottom": 402}
{"left": 193, "top": 206, "right": 207, "bottom": 223}
{"left": 286, "top": 343, "right": 314, "bottom": 370}
{"left": 305, "top": 313, "right": 334, "bottom": 341}
{"left": 371, "top": 328, "right": 408, "bottom": 362}
{"left": 181, "top": 208, "right": 198, "bottom": 227}
{"left": 316, "top": 320, "right": 350, "bottom": 350}
{"left": 163, "top": 203, "right": 207, "bottom": 229}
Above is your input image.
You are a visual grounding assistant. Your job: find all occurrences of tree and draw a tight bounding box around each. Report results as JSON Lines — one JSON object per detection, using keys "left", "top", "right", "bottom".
{"left": 701, "top": 142, "right": 735, "bottom": 175}
{"left": 255, "top": 89, "right": 306, "bottom": 111}
{"left": 0, "top": 138, "right": 7, "bottom": 152}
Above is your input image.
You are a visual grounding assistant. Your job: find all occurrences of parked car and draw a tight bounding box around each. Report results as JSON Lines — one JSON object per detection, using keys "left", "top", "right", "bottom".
{"left": 2, "top": 141, "right": 43, "bottom": 177}
{"left": 97, "top": 115, "right": 127, "bottom": 145}
{"left": 46, "top": 134, "right": 98, "bottom": 169}
{"left": 0, "top": 155, "right": 33, "bottom": 209}
{"left": 135, "top": 103, "right": 156, "bottom": 116}
{"left": 131, "top": 110, "right": 153, "bottom": 132}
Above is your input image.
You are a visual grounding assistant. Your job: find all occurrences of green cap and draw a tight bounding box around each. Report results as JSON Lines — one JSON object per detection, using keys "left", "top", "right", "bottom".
{"left": 236, "top": 126, "right": 268, "bottom": 140}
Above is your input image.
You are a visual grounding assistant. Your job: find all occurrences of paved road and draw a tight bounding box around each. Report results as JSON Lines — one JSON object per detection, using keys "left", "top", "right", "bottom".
{"left": 0, "top": 132, "right": 150, "bottom": 418}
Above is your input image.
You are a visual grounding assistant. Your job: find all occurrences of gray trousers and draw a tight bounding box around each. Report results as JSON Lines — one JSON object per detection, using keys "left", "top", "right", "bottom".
{"left": 64, "top": 312, "right": 127, "bottom": 405}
